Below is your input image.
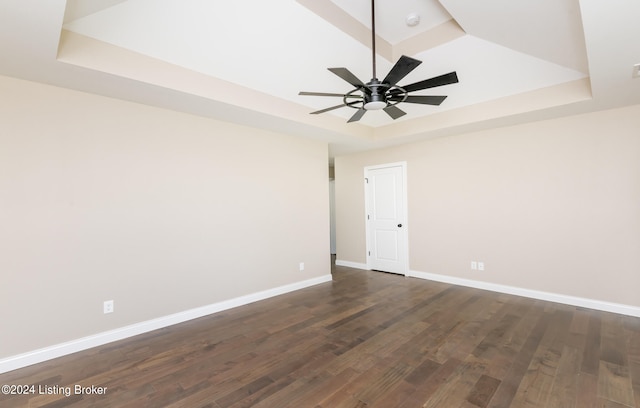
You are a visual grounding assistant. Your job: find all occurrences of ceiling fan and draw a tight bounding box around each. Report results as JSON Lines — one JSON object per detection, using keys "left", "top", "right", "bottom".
{"left": 299, "top": 0, "right": 459, "bottom": 123}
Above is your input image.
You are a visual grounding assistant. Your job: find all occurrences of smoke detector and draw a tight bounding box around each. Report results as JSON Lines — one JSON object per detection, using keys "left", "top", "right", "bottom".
{"left": 405, "top": 13, "right": 420, "bottom": 27}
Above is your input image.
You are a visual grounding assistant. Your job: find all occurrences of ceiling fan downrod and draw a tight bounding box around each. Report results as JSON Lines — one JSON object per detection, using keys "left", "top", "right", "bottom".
{"left": 364, "top": 0, "right": 388, "bottom": 110}
{"left": 370, "top": 0, "right": 377, "bottom": 80}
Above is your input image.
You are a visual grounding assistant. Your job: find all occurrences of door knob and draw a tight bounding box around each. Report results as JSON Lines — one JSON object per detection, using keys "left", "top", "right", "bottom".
{"left": 397, "top": 224, "right": 403, "bottom": 227}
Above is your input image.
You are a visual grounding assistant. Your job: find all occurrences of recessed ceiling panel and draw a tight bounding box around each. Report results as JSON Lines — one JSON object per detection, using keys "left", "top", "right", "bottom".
{"left": 439, "top": 0, "right": 589, "bottom": 73}
{"left": 62, "top": 0, "right": 588, "bottom": 128}
{"left": 64, "top": 0, "right": 374, "bottom": 107}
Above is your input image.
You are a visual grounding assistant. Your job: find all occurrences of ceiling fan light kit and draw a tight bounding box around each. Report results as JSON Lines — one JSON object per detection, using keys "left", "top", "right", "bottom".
{"left": 364, "top": 101, "right": 386, "bottom": 110}
{"left": 299, "top": 0, "right": 459, "bottom": 123}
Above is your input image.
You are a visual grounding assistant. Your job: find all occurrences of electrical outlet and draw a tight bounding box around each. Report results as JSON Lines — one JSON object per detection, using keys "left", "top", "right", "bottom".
{"left": 103, "top": 300, "right": 114, "bottom": 314}
{"left": 478, "top": 262, "right": 485, "bottom": 271}
{"left": 471, "top": 261, "right": 477, "bottom": 270}
{"left": 299, "top": 262, "right": 305, "bottom": 271}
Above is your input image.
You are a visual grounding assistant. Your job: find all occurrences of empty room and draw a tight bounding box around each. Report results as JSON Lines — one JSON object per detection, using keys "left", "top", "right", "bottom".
{"left": 1, "top": 0, "right": 639, "bottom": 407}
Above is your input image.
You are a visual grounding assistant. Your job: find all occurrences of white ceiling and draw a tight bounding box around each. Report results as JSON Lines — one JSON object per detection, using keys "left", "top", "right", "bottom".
{"left": 330, "top": 0, "right": 454, "bottom": 44}
{"left": 1, "top": 0, "right": 639, "bottom": 159}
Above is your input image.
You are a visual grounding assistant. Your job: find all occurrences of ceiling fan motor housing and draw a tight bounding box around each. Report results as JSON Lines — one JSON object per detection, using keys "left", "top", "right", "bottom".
{"left": 363, "top": 79, "right": 389, "bottom": 110}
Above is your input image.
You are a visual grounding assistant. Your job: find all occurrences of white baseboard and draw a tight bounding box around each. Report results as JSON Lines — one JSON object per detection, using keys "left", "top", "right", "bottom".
{"left": 335, "top": 259, "right": 368, "bottom": 270}
{"left": 0, "top": 274, "right": 332, "bottom": 374}
{"left": 408, "top": 269, "right": 640, "bottom": 318}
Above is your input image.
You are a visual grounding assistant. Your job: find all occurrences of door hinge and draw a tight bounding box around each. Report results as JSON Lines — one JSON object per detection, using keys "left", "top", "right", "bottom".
{"left": 367, "top": 214, "right": 370, "bottom": 220}
{"left": 365, "top": 177, "right": 368, "bottom": 183}
{"left": 368, "top": 251, "right": 371, "bottom": 256}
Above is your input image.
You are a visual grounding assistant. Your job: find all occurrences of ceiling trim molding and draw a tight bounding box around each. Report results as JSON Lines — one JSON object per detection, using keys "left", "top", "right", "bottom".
{"left": 56, "top": 30, "right": 374, "bottom": 141}
{"left": 296, "top": 0, "right": 465, "bottom": 63}
{"left": 63, "top": 0, "right": 128, "bottom": 24}
{"left": 373, "top": 77, "right": 593, "bottom": 142}
{"left": 393, "top": 19, "right": 466, "bottom": 60}
{"left": 295, "top": 0, "right": 393, "bottom": 61}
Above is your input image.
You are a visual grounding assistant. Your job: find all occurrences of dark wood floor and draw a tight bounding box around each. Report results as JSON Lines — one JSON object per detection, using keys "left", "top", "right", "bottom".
{"left": 2, "top": 261, "right": 639, "bottom": 407}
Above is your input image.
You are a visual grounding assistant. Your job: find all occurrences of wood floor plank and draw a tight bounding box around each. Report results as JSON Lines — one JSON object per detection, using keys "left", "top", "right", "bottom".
{"left": 625, "top": 328, "right": 640, "bottom": 407}
{"left": 466, "top": 374, "right": 501, "bottom": 408}
{"left": 508, "top": 341, "right": 561, "bottom": 408}
{"left": 476, "top": 300, "right": 547, "bottom": 382}
{"left": 486, "top": 311, "right": 551, "bottom": 408}
{"left": 509, "top": 309, "right": 574, "bottom": 408}
{"left": 576, "top": 373, "right": 599, "bottom": 408}
{"left": 1, "top": 259, "right": 639, "bottom": 408}
{"left": 547, "top": 345, "right": 581, "bottom": 408}
{"left": 598, "top": 361, "right": 636, "bottom": 407}
{"left": 369, "top": 379, "right": 416, "bottom": 408}
{"left": 582, "top": 314, "right": 602, "bottom": 375}
{"left": 399, "top": 357, "right": 463, "bottom": 408}
{"left": 430, "top": 295, "right": 502, "bottom": 362}
{"left": 322, "top": 319, "right": 426, "bottom": 376}
{"left": 404, "top": 358, "right": 441, "bottom": 386}
{"left": 353, "top": 361, "right": 413, "bottom": 405}
{"left": 596, "top": 398, "right": 636, "bottom": 408}
{"left": 601, "top": 314, "right": 630, "bottom": 366}
{"left": 242, "top": 376, "right": 312, "bottom": 408}
{"left": 422, "top": 359, "right": 486, "bottom": 408}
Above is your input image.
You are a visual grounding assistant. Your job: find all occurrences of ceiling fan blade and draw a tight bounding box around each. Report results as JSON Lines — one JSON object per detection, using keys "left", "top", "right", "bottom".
{"left": 396, "top": 72, "right": 459, "bottom": 93}
{"left": 310, "top": 101, "right": 361, "bottom": 114}
{"left": 347, "top": 108, "right": 366, "bottom": 123}
{"left": 382, "top": 55, "right": 422, "bottom": 87}
{"left": 328, "top": 68, "right": 366, "bottom": 88}
{"left": 389, "top": 95, "right": 448, "bottom": 105}
{"left": 299, "top": 91, "right": 361, "bottom": 98}
{"left": 383, "top": 105, "right": 406, "bottom": 120}
{"left": 310, "top": 104, "right": 348, "bottom": 115}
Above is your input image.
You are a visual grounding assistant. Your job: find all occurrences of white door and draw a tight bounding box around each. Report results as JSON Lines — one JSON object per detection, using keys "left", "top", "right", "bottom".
{"left": 365, "top": 163, "right": 408, "bottom": 275}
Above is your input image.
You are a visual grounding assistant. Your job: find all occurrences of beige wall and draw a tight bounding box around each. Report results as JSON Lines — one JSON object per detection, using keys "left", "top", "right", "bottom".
{"left": 335, "top": 104, "right": 640, "bottom": 307}
{"left": 0, "top": 75, "right": 330, "bottom": 358}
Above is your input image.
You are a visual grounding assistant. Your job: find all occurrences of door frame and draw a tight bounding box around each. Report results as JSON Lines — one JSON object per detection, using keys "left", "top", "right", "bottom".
{"left": 329, "top": 179, "right": 336, "bottom": 255}
{"left": 364, "top": 161, "right": 409, "bottom": 275}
